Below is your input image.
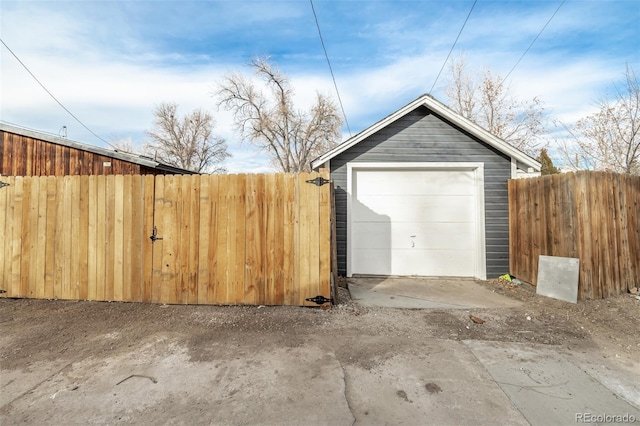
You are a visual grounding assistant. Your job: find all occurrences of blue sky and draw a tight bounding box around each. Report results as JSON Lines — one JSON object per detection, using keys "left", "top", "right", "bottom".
{"left": 1, "top": 0, "right": 639, "bottom": 172}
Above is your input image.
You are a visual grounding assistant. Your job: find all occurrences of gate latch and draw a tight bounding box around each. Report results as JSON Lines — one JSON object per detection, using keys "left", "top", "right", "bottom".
{"left": 305, "top": 177, "right": 332, "bottom": 187}
{"left": 150, "top": 226, "right": 163, "bottom": 243}
{"left": 0, "top": 181, "right": 9, "bottom": 189}
{"left": 305, "top": 295, "right": 333, "bottom": 305}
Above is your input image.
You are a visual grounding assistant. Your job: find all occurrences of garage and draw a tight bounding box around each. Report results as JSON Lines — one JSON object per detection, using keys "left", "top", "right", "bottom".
{"left": 311, "top": 94, "right": 541, "bottom": 280}
{"left": 349, "top": 164, "right": 485, "bottom": 278}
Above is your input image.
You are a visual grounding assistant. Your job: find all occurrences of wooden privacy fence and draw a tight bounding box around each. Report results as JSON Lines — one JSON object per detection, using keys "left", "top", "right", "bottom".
{"left": 509, "top": 171, "right": 640, "bottom": 300}
{"left": 0, "top": 172, "right": 334, "bottom": 306}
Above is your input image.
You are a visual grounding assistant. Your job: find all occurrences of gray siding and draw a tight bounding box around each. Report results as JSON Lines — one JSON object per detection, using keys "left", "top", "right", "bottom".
{"left": 330, "top": 106, "right": 511, "bottom": 278}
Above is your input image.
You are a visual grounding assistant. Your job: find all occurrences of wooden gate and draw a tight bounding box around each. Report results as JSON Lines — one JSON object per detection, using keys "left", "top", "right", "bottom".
{"left": 0, "top": 172, "right": 332, "bottom": 306}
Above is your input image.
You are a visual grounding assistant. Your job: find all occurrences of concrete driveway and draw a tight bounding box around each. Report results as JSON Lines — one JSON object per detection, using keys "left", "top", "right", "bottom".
{"left": 348, "top": 276, "right": 523, "bottom": 309}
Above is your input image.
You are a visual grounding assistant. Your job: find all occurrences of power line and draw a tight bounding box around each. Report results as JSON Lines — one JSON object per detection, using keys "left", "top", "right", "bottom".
{"left": 309, "top": 0, "right": 352, "bottom": 137}
{"left": 0, "top": 37, "right": 113, "bottom": 147}
{"left": 502, "top": 0, "right": 566, "bottom": 84}
{"left": 430, "top": 0, "right": 478, "bottom": 93}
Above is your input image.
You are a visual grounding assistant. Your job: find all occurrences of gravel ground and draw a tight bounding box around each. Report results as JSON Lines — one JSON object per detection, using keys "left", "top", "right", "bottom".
{"left": 1, "top": 278, "right": 638, "bottom": 374}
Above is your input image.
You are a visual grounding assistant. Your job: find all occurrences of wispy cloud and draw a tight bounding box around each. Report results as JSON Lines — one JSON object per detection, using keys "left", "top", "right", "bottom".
{"left": 1, "top": 0, "right": 638, "bottom": 170}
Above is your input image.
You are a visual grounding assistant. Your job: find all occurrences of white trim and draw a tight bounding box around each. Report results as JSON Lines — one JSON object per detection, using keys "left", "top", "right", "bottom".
{"left": 346, "top": 162, "right": 487, "bottom": 280}
{"left": 511, "top": 158, "right": 518, "bottom": 179}
{"left": 311, "top": 94, "right": 541, "bottom": 172}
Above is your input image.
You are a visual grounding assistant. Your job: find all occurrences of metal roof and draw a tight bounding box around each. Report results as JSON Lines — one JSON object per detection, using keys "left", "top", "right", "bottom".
{"left": 0, "top": 123, "right": 195, "bottom": 174}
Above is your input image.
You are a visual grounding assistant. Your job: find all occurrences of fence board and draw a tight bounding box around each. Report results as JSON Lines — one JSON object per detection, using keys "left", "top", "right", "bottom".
{"left": 95, "top": 176, "right": 107, "bottom": 301}
{"left": 575, "top": 173, "right": 592, "bottom": 299}
{"left": 0, "top": 173, "right": 333, "bottom": 306}
{"left": 162, "top": 175, "right": 180, "bottom": 304}
{"left": 78, "top": 176, "right": 90, "bottom": 300}
{"left": 87, "top": 177, "right": 98, "bottom": 300}
{"left": 43, "top": 176, "right": 56, "bottom": 299}
{"left": 8, "top": 179, "right": 17, "bottom": 294}
{"left": 142, "top": 175, "right": 155, "bottom": 303}
{"left": 122, "top": 175, "right": 133, "bottom": 302}
{"left": 298, "top": 174, "right": 311, "bottom": 306}
{"left": 105, "top": 176, "right": 115, "bottom": 301}
{"left": 10, "top": 178, "right": 22, "bottom": 296}
{"left": 68, "top": 177, "right": 80, "bottom": 299}
{"left": 264, "top": 174, "right": 276, "bottom": 304}
{"left": 283, "top": 174, "right": 297, "bottom": 305}
{"left": 113, "top": 175, "right": 124, "bottom": 301}
{"left": 131, "top": 176, "right": 144, "bottom": 302}
{"left": 66, "top": 177, "right": 76, "bottom": 297}
{"left": 273, "top": 174, "right": 285, "bottom": 305}
{"left": 53, "top": 177, "right": 64, "bottom": 298}
{"left": 177, "top": 175, "right": 190, "bottom": 304}
{"left": 187, "top": 176, "right": 200, "bottom": 304}
{"left": 244, "top": 174, "right": 262, "bottom": 305}
{"left": 20, "top": 177, "right": 34, "bottom": 297}
{"left": 206, "top": 175, "right": 220, "bottom": 304}
{"left": 27, "top": 178, "right": 41, "bottom": 298}
{"left": 319, "top": 170, "right": 331, "bottom": 302}
{"left": 306, "top": 172, "right": 321, "bottom": 305}
{"left": 233, "top": 174, "right": 247, "bottom": 304}
{"left": 197, "top": 175, "right": 212, "bottom": 305}
{"left": 0, "top": 177, "right": 8, "bottom": 298}
{"left": 151, "top": 175, "right": 165, "bottom": 303}
{"left": 509, "top": 171, "right": 640, "bottom": 300}
{"left": 215, "top": 175, "right": 230, "bottom": 304}
{"left": 222, "top": 176, "right": 236, "bottom": 304}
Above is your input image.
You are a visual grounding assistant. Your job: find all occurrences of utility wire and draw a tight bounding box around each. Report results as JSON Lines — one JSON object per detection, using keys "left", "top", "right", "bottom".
{"left": 0, "top": 37, "right": 113, "bottom": 147}
{"left": 309, "top": 0, "right": 352, "bottom": 137}
{"left": 502, "top": 0, "right": 565, "bottom": 84}
{"left": 430, "top": 0, "right": 478, "bottom": 93}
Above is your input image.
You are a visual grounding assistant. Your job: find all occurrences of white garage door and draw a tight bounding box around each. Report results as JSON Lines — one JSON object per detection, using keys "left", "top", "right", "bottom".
{"left": 350, "top": 167, "right": 482, "bottom": 277}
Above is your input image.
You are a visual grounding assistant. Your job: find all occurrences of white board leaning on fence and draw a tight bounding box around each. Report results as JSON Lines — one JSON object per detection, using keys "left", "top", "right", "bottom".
{"left": 536, "top": 255, "right": 580, "bottom": 303}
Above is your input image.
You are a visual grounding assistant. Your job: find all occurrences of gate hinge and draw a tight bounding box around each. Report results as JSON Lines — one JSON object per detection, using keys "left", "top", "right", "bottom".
{"left": 305, "top": 295, "right": 333, "bottom": 305}
{"left": 305, "top": 177, "right": 332, "bottom": 187}
{"left": 0, "top": 181, "right": 9, "bottom": 189}
{"left": 150, "top": 226, "right": 163, "bottom": 243}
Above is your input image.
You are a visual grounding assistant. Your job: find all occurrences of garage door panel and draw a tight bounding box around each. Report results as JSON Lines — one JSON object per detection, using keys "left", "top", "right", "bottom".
{"left": 352, "top": 248, "right": 475, "bottom": 276}
{"left": 356, "top": 170, "right": 475, "bottom": 196}
{"left": 352, "top": 222, "right": 474, "bottom": 250}
{"left": 352, "top": 222, "right": 391, "bottom": 249}
{"left": 351, "top": 249, "right": 392, "bottom": 275}
{"left": 389, "top": 223, "right": 475, "bottom": 250}
{"left": 392, "top": 249, "right": 475, "bottom": 276}
{"left": 355, "top": 195, "right": 475, "bottom": 222}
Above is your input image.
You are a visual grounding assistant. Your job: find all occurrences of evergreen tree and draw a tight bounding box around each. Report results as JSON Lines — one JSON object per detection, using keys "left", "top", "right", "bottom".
{"left": 538, "top": 148, "right": 560, "bottom": 175}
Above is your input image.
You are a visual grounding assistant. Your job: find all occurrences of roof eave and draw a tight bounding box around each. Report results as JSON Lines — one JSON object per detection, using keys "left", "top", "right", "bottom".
{"left": 311, "top": 94, "right": 541, "bottom": 171}
{"left": 421, "top": 95, "right": 541, "bottom": 170}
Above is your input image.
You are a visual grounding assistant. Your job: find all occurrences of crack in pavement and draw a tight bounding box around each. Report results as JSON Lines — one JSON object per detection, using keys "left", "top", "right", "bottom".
{"left": 335, "top": 355, "right": 357, "bottom": 426}
{"left": 1, "top": 362, "right": 73, "bottom": 409}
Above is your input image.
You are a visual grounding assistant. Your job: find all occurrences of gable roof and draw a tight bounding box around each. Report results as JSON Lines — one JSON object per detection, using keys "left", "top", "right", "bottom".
{"left": 0, "top": 123, "right": 195, "bottom": 174}
{"left": 311, "top": 94, "right": 541, "bottom": 171}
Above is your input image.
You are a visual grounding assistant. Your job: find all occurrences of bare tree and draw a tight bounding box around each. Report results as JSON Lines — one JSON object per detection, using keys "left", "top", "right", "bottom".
{"left": 562, "top": 65, "right": 640, "bottom": 174}
{"left": 216, "top": 57, "right": 343, "bottom": 173}
{"left": 145, "top": 103, "right": 231, "bottom": 173}
{"left": 110, "top": 136, "right": 137, "bottom": 154}
{"left": 445, "top": 55, "right": 547, "bottom": 156}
